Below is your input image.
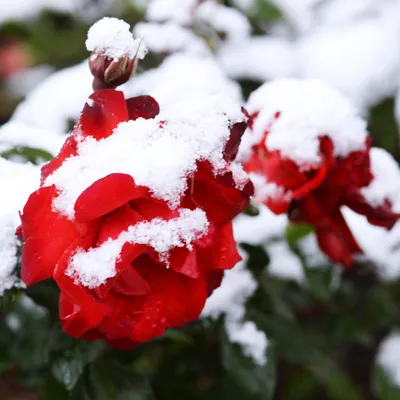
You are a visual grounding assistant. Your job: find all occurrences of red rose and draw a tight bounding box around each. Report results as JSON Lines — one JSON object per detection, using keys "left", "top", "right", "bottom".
{"left": 19, "top": 89, "right": 253, "bottom": 348}
{"left": 242, "top": 79, "right": 400, "bottom": 266}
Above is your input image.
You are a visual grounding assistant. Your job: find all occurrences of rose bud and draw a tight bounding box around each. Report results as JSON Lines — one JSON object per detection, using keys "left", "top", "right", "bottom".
{"left": 86, "top": 17, "right": 147, "bottom": 90}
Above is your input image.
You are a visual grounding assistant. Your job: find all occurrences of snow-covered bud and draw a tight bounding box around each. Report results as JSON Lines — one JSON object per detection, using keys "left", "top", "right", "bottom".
{"left": 86, "top": 17, "right": 147, "bottom": 90}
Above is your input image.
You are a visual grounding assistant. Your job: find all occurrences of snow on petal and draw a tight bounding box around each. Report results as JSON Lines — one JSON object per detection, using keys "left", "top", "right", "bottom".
{"left": 67, "top": 208, "right": 208, "bottom": 288}
{"left": 46, "top": 93, "right": 244, "bottom": 218}
{"left": 243, "top": 79, "right": 367, "bottom": 166}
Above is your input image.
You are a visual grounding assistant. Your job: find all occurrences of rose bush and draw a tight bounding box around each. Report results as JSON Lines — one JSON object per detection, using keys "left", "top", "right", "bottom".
{"left": 18, "top": 88, "right": 253, "bottom": 348}
{"left": 242, "top": 79, "right": 400, "bottom": 266}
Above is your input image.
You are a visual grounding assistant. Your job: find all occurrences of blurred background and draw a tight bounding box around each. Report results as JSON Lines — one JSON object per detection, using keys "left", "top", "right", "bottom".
{"left": 2, "top": 1, "right": 400, "bottom": 399}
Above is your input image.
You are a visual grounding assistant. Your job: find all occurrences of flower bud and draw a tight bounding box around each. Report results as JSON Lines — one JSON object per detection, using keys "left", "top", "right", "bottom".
{"left": 86, "top": 17, "right": 147, "bottom": 90}
{"left": 89, "top": 51, "right": 139, "bottom": 90}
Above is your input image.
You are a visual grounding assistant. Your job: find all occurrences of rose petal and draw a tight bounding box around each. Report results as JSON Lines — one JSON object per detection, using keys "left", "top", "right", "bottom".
{"left": 74, "top": 173, "right": 148, "bottom": 222}
{"left": 20, "top": 186, "right": 80, "bottom": 286}
{"left": 126, "top": 95, "right": 160, "bottom": 121}
{"left": 80, "top": 89, "right": 128, "bottom": 140}
{"left": 130, "top": 256, "right": 207, "bottom": 342}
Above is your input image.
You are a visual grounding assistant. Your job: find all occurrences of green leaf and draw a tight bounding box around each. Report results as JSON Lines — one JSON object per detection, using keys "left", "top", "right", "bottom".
{"left": 1, "top": 146, "right": 54, "bottom": 164}
{"left": 256, "top": 0, "right": 282, "bottom": 23}
{"left": 285, "top": 223, "right": 314, "bottom": 246}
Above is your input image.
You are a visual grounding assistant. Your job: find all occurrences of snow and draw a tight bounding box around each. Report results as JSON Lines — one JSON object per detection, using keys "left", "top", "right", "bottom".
{"left": 377, "top": 332, "right": 400, "bottom": 387}
{"left": 230, "top": 162, "right": 249, "bottom": 190}
{"left": 133, "top": 22, "right": 209, "bottom": 55}
{"left": 67, "top": 208, "right": 208, "bottom": 288}
{"left": 45, "top": 93, "right": 245, "bottom": 219}
{"left": 298, "top": 233, "right": 329, "bottom": 269}
{"left": 234, "top": 205, "right": 311, "bottom": 282}
{"left": 0, "top": 121, "right": 65, "bottom": 157}
{"left": 231, "top": 0, "right": 257, "bottom": 13}
{"left": 125, "top": 53, "right": 242, "bottom": 106}
{"left": 244, "top": 79, "right": 368, "bottom": 167}
{"left": 267, "top": 242, "right": 305, "bottom": 283}
{"left": 202, "top": 252, "right": 268, "bottom": 365}
{"left": 361, "top": 148, "right": 400, "bottom": 212}
{"left": 218, "top": 37, "right": 296, "bottom": 82}
{"left": 0, "top": 158, "right": 40, "bottom": 295}
{"left": 271, "top": 0, "right": 320, "bottom": 34}
{"left": 86, "top": 17, "right": 147, "bottom": 61}
{"left": 13, "top": 61, "right": 92, "bottom": 134}
{"left": 146, "top": 0, "right": 198, "bottom": 25}
{"left": 344, "top": 209, "right": 400, "bottom": 281}
{"left": 7, "top": 65, "right": 55, "bottom": 98}
{"left": 296, "top": 18, "right": 400, "bottom": 112}
{"left": 248, "top": 173, "right": 286, "bottom": 204}
{"left": 195, "top": 1, "right": 251, "bottom": 42}
{"left": 233, "top": 204, "right": 287, "bottom": 245}
{"left": 226, "top": 320, "right": 268, "bottom": 365}
{"left": 0, "top": 0, "right": 85, "bottom": 24}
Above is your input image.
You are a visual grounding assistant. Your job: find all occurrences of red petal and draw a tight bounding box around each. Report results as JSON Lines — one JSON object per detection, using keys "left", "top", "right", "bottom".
{"left": 130, "top": 256, "right": 208, "bottom": 342}
{"left": 262, "top": 152, "right": 307, "bottom": 189}
{"left": 206, "top": 270, "right": 224, "bottom": 296}
{"left": 197, "top": 222, "right": 241, "bottom": 271}
{"left": 126, "top": 95, "right": 160, "bottom": 121}
{"left": 20, "top": 187, "right": 80, "bottom": 286}
{"left": 169, "top": 247, "right": 200, "bottom": 278}
{"left": 314, "top": 209, "right": 362, "bottom": 267}
{"left": 59, "top": 293, "right": 109, "bottom": 339}
{"left": 130, "top": 198, "right": 175, "bottom": 221}
{"left": 344, "top": 191, "right": 399, "bottom": 230}
{"left": 112, "top": 265, "right": 150, "bottom": 296}
{"left": 41, "top": 136, "right": 78, "bottom": 183}
{"left": 80, "top": 89, "right": 128, "bottom": 140}
{"left": 74, "top": 173, "right": 148, "bottom": 222}
{"left": 92, "top": 206, "right": 148, "bottom": 300}
{"left": 55, "top": 243, "right": 111, "bottom": 338}
{"left": 224, "top": 114, "right": 248, "bottom": 161}
{"left": 191, "top": 163, "right": 252, "bottom": 224}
